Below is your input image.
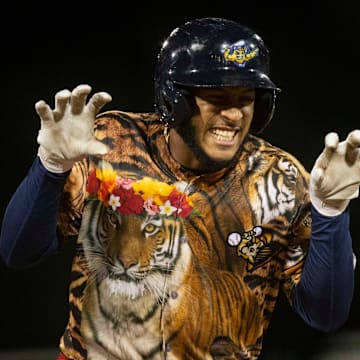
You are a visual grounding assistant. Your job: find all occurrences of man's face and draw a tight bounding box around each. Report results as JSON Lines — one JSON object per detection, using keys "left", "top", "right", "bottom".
{"left": 174, "top": 86, "right": 255, "bottom": 170}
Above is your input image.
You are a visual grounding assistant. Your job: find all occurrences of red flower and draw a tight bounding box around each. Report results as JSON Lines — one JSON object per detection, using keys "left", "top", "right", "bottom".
{"left": 86, "top": 170, "right": 100, "bottom": 195}
{"left": 114, "top": 186, "right": 144, "bottom": 215}
{"left": 168, "top": 189, "right": 193, "bottom": 218}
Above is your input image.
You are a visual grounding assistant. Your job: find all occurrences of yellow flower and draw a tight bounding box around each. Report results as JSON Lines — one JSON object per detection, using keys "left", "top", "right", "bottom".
{"left": 132, "top": 177, "right": 174, "bottom": 205}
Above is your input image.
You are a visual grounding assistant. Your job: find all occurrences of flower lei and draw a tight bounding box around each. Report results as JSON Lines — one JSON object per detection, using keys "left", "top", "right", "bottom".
{"left": 86, "top": 165, "right": 198, "bottom": 218}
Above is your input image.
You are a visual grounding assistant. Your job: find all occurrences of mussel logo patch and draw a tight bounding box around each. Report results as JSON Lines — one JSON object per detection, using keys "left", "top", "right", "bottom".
{"left": 223, "top": 41, "right": 258, "bottom": 68}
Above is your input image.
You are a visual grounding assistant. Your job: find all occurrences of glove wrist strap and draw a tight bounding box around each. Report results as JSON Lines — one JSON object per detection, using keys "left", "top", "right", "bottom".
{"left": 37, "top": 146, "right": 74, "bottom": 173}
{"left": 310, "top": 185, "right": 350, "bottom": 216}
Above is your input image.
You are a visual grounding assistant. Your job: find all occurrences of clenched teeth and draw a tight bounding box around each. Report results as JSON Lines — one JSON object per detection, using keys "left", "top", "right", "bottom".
{"left": 211, "top": 129, "right": 236, "bottom": 140}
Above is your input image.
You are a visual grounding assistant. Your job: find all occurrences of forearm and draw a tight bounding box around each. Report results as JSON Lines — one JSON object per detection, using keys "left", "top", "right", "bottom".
{"left": 0, "top": 157, "right": 69, "bottom": 268}
{"left": 293, "top": 206, "right": 354, "bottom": 331}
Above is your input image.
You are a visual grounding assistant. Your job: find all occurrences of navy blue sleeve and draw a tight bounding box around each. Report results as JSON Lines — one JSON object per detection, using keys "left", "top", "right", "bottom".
{"left": 293, "top": 206, "right": 354, "bottom": 332}
{"left": 0, "top": 157, "right": 70, "bottom": 269}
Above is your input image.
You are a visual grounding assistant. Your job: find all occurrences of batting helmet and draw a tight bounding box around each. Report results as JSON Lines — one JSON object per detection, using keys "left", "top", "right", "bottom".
{"left": 154, "top": 17, "right": 280, "bottom": 134}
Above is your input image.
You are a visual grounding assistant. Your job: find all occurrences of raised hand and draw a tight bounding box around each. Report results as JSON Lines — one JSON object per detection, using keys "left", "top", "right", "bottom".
{"left": 36, "top": 84, "right": 112, "bottom": 172}
{"left": 310, "top": 129, "right": 360, "bottom": 216}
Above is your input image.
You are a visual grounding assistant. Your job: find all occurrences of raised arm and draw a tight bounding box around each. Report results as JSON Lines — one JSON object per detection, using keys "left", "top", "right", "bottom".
{"left": 294, "top": 130, "right": 360, "bottom": 331}
{"left": 0, "top": 85, "right": 112, "bottom": 268}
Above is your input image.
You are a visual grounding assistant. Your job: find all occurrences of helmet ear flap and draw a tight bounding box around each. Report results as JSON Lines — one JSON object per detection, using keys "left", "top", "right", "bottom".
{"left": 250, "top": 89, "right": 277, "bottom": 134}
{"left": 159, "top": 83, "right": 195, "bottom": 128}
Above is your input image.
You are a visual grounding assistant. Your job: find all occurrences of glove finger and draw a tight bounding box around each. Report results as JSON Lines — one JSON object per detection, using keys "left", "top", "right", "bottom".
{"left": 317, "top": 132, "right": 339, "bottom": 169}
{"left": 347, "top": 129, "right": 360, "bottom": 147}
{"left": 87, "top": 92, "right": 112, "bottom": 116}
{"left": 70, "top": 84, "right": 92, "bottom": 115}
{"left": 311, "top": 167, "right": 324, "bottom": 187}
{"left": 345, "top": 129, "right": 360, "bottom": 164}
{"left": 35, "top": 100, "right": 54, "bottom": 123}
{"left": 54, "top": 89, "right": 71, "bottom": 118}
{"left": 324, "top": 131, "right": 339, "bottom": 150}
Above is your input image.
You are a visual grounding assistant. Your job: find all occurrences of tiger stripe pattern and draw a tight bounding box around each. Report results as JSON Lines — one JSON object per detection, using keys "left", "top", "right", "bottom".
{"left": 56, "top": 111, "right": 311, "bottom": 359}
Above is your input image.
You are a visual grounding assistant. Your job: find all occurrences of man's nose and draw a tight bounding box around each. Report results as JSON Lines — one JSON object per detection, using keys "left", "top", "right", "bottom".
{"left": 220, "top": 107, "right": 243, "bottom": 121}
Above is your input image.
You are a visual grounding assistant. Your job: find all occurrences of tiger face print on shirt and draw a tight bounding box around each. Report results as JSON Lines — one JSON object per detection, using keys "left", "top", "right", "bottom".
{"left": 80, "top": 199, "right": 262, "bottom": 360}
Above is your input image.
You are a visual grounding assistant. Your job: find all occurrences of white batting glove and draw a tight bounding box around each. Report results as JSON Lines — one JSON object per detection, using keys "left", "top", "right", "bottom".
{"left": 310, "top": 130, "right": 360, "bottom": 216}
{"left": 36, "top": 84, "right": 112, "bottom": 173}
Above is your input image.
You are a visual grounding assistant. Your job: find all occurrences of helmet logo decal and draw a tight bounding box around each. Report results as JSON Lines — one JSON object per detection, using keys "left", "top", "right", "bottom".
{"left": 223, "top": 41, "right": 259, "bottom": 68}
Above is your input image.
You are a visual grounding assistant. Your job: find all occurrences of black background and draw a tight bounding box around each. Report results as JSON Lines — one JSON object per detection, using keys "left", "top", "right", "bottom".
{"left": 1, "top": 2, "right": 359, "bottom": 358}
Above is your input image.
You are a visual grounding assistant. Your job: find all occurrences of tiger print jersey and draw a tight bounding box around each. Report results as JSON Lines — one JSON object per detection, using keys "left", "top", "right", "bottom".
{"left": 57, "top": 110, "right": 311, "bottom": 359}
